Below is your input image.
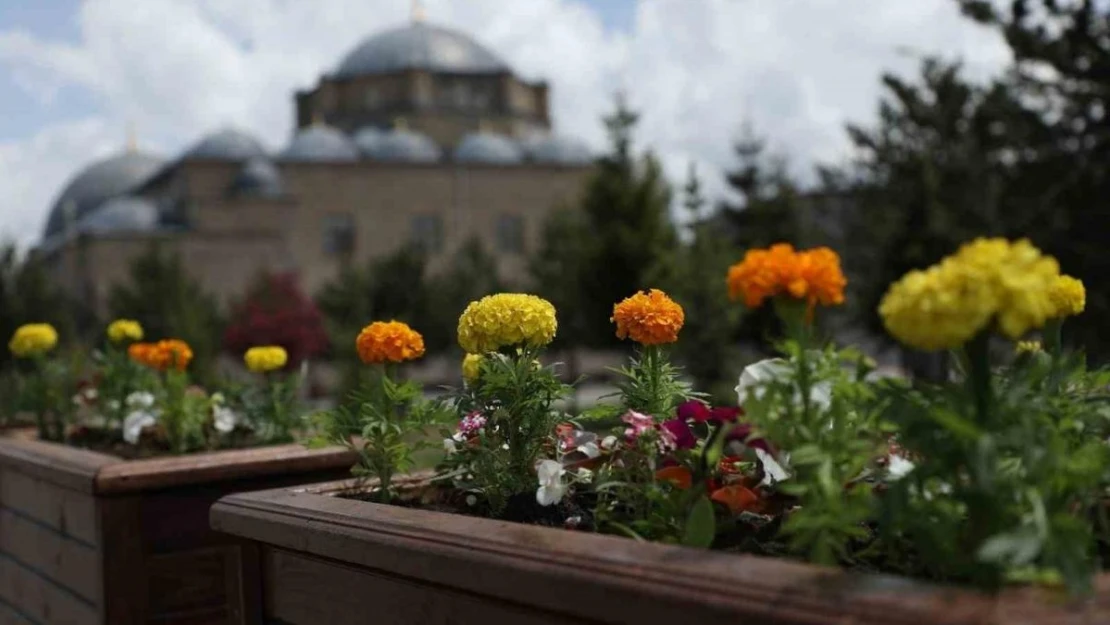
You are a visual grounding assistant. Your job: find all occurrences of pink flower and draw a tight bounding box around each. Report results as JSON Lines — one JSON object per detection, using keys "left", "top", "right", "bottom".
{"left": 458, "top": 412, "right": 487, "bottom": 436}
{"left": 621, "top": 410, "right": 655, "bottom": 440}
{"left": 677, "top": 400, "right": 711, "bottom": 422}
{"left": 659, "top": 419, "right": 696, "bottom": 450}
{"left": 709, "top": 406, "right": 742, "bottom": 423}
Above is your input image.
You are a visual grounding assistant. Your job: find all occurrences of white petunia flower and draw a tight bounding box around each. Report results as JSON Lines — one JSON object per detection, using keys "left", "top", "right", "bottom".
{"left": 755, "top": 447, "right": 791, "bottom": 486}
{"left": 576, "top": 468, "right": 594, "bottom": 484}
{"left": 535, "top": 459, "right": 567, "bottom": 506}
{"left": 123, "top": 410, "right": 157, "bottom": 445}
{"left": 887, "top": 454, "right": 915, "bottom": 480}
{"left": 213, "top": 406, "right": 239, "bottom": 433}
{"left": 736, "top": 358, "right": 832, "bottom": 411}
{"left": 125, "top": 391, "right": 156, "bottom": 411}
{"left": 443, "top": 438, "right": 458, "bottom": 454}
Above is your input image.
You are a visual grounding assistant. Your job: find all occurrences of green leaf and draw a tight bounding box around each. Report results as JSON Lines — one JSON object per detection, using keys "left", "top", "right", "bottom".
{"left": 681, "top": 495, "right": 716, "bottom": 549}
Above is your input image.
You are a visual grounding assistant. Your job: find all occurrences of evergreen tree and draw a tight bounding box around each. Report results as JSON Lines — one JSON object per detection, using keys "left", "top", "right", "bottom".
{"left": 654, "top": 164, "right": 742, "bottom": 402}
{"left": 532, "top": 95, "right": 676, "bottom": 348}
{"left": 108, "top": 245, "right": 223, "bottom": 384}
{"left": 957, "top": 0, "right": 1110, "bottom": 359}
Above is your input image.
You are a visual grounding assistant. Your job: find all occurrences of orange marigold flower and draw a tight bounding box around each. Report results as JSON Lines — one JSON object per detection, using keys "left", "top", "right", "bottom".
{"left": 611, "top": 289, "right": 685, "bottom": 345}
{"left": 356, "top": 320, "right": 425, "bottom": 364}
{"left": 710, "top": 484, "right": 761, "bottom": 514}
{"left": 655, "top": 465, "right": 693, "bottom": 490}
{"left": 726, "top": 243, "right": 846, "bottom": 311}
{"left": 157, "top": 339, "right": 193, "bottom": 372}
{"left": 128, "top": 342, "right": 158, "bottom": 368}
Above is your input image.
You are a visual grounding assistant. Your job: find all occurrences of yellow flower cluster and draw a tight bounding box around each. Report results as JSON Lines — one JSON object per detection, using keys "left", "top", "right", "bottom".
{"left": 8, "top": 323, "right": 59, "bottom": 358}
{"left": 457, "top": 293, "right": 557, "bottom": 354}
{"left": 462, "top": 353, "right": 483, "bottom": 383}
{"left": 1016, "top": 340, "right": 1043, "bottom": 355}
{"left": 880, "top": 238, "right": 1063, "bottom": 351}
{"left": 611, "top": 289, "right": 685, "bottom": 345}
{"left": 107, "top": 319, "right": 144, "bottom": 344}
{"left": 244, "top": 346, "right": 288, "bottom": 373}
{"left": 1049, "top": 274, "right": 1085, "bottom": 318}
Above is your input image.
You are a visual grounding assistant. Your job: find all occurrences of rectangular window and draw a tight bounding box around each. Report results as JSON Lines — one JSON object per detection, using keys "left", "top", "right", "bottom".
{"left": 411, "top": 214, "right": 444, "bottom": 252}
{"left": 496, "top": 214, "right": 525, "bottom": 254}
{"left": 322, "top": 213, "right": 355, "bottom": 256}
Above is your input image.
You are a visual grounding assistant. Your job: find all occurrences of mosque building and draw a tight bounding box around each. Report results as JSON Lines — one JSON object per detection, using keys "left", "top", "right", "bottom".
{"left": 33, "top": 9, "right": 593, "bottom": 317}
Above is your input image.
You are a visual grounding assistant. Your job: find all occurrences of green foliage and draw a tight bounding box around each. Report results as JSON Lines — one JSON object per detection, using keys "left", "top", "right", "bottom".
{"left": 444, "top": 350, "right": 571, "bottom": 513}
{"left": 93, "top": 344, "right": 155, "bottom": 428}
{"left": 740, "top": 341, "right": 883, "bottom": 565}
{"left": 606, "top": 345, "right": 697, "bottom": 418}
{"left": 532, "top": 96, "right": 676, "bottom": 348}
{"left": 311, "top": 364, "right": 447, "bottom": 503}
{"left": 0, "top": 242, "right": 80, "bottom": 372}
{"left": 108, "top": 245, "right": 223, "bottom": 385}
{"left": 158, "top": 370, "right": 212, "bottom": 454}
{"left": 13, "top": 350, "right": 85, "bottom": 441}
{"left": 653, "top": 164, "right": 744, "bottom": 402}
{"left": 222, "top": 368, "right": 305, "bottom": 444}
{"left": 876, "top": 336, "right": 1110, "bottom": 593}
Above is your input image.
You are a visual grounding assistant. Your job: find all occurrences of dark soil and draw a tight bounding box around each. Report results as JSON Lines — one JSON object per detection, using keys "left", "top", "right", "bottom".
{"left": 65, "top": 425, "right": 264, "bottom": 460}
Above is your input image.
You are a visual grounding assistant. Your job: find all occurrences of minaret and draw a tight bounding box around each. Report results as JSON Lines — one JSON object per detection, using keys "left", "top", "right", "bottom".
{"left": 126, "top": 121, "right": 137, "bottom": 153}
{"left": 411, "top": 0, "right": 426, "bottom": 23}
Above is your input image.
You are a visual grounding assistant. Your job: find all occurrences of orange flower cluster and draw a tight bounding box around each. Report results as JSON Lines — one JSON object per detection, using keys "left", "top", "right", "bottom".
{"left": 611, "top": 289, "right": 685, "bottom": 345}
{"left": 128, "top": 339, "right": 194, "bottom": 372}
{"left": 356, "top": 321, "right": 426, "bottom": 364}
{"left": 726, "top": 243, "right": 847, "bottom": 311}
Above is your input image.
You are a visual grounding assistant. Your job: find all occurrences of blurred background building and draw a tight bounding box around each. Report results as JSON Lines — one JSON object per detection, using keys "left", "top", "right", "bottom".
{"left": 33, "top": 11, "right": 593, "bottom": 318}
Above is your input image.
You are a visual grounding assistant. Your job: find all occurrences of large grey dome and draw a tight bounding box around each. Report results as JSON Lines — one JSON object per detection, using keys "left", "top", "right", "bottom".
{"left": 352, "top": 126, "right": 387, "bottom": 156}
{"left": 526, "top": 134, "right": 593, "bottom": 165}
{"left": 280, "top": 125, "right": 359, "bottom": 162}
{"left": 230, "top": 157, "right": 284, "bottom": 198}
{"left": 43, "top": 151, "right": 165, "bottom": 239}
{"left": 335, "top": 23, "right": 509, "bottom": 78}
{"left": 454, "top": 132, "right": 523, "bottom": 164}
{"left": 367, "top": 129, "right": 441, "bottom": 163}
{"left": 77, "top": 196, "right": 160, "bottom": 235}
{"left": 186, "top": 127, "right": 267, "bottom": 160}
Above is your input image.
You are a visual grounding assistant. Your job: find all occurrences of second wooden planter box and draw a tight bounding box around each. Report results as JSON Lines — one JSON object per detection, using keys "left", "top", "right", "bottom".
{"left": 210, "top": 478, "right": 1110, "bottom": 625}
{"left": 0, "top": 437, "right": 355, "bottom": 625}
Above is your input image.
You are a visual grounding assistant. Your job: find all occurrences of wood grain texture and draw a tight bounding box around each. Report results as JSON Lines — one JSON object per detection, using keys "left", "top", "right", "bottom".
{"left": 263, "top": 548, "right": 580, "bottom": 625}
{"left": 95, "top": 445, "right": 356, "bottom": 495}
{"left": 0, "top": 551, "right": 99, "bottom": 625}
{"left": 0, "top": 439, "right": 114, "bottom": 494}
{"left": 212, "top": 480, "right": 1110, "bottom": 625}
{"left": 0, "top": 507, "right": 100, "bottom": 605}
{"left": 99, "top": 496, "right": 145, "bottom": 625}
{"left": 0, "top": 470, "right": 99, "bottom": 548}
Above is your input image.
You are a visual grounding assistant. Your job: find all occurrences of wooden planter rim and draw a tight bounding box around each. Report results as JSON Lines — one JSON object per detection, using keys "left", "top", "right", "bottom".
{"left": 211, "top": 478, "right": 1110, "bottom": 625}
{"left": 0, "top": 436, "right": 356, "bottom": 495}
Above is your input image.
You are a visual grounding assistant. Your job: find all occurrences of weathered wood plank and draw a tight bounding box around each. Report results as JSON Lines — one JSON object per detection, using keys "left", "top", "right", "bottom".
{"left": 0, "top": 439, "right": 115, "bottom": 493}
{"left": 263, "top": 548, "right": 578, "bottom": 625}
{"left": 95, "top": 445, "right": 356, "bottom": 495}
{"left": 0, "top": 507, "right": 99, "bottom": 605}
{"left": 98, "top": 496, "right": 144, "bottom": 625}
{"left": 213, "top": 482, "right": 1110, "bottom": 625}
{"left": 0, "top": 470, "right": 99, "bottom": 548}
{"left": 0, "top": 597, "right": 36, "bottom": 625}
{"left": 146, "top": 547, "right": 229, "bottom": 621}
{"left": 0, "top": 551, "right": 99, "bottom": 625}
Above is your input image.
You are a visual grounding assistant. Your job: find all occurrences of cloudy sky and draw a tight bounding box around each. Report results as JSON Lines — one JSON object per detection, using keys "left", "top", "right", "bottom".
{"left": 0, "top": 0, "right": 1011, "bottom": 248}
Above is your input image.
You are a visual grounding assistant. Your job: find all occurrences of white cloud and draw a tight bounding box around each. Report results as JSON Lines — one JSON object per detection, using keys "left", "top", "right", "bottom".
{"left": 0, "top": 0, "right": 1011, "bottom": 247}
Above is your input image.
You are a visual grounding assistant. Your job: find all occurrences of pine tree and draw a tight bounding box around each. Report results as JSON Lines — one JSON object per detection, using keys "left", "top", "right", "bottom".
{"left": 957, "top": 0, "right": 1110, "bottom": 359}
{"left": 533, "top": 95, "right": 676, "bottom": 348}
{"left": 108, "top": 245, "right": 223, "bottom": 384}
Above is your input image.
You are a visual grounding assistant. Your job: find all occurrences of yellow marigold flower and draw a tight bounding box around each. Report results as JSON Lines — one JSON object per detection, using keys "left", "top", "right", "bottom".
{"left": 457, "top": 293, "right": 557, "bottom": 354}
{"left": 462, "top": 353, "right": 483, "bottom": 383}
{"left": 107, "top": 319, "right": 144, "bottom": 344}
{"left": 244, "top": 346, "right": 288, "bottom": 373}
{"left": 1016, "top": 340, "right": 1043, "bottom": 355}
{"left": 8, "top": 323, "right": 58, "bottom": 358}
{"left": 880, "top": 238, "right": 1062, "bottom": 350}
{"left": 611, "top": 289, "right": 685, "bottom": 345}
{"left": 1048, "top": 274, "right": 1085, "bottom": 318}
{"left": 356, "top": 321, "right": 425, "bottom": 364}
{"left": 726, "top": 243, "right": 846, "bottom": 310}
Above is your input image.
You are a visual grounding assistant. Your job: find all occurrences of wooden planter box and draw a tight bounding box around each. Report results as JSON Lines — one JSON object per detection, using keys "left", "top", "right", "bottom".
{"left": 210, "top": 479, "right": 1110, "bottom": 625}
{"left": 0, "top": 438, "right": 355, "bottom": 625}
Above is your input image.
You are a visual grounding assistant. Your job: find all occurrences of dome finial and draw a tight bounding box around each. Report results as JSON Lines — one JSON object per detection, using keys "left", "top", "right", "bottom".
{"left": 126, "top": 121, "right": 137, "bottom": 153}
{"left": 411, "top": 0, "right": 426, "bottom": 23}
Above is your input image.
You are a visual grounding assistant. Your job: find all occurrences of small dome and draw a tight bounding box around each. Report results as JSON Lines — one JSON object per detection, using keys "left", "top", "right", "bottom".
{"left": 453, "top": 132, "right": 523, "bottom": 165}
{"left": 77, "top": 196, "right": 160, "bottom": 235}
{"left": 186, "top": 127, "right": 267, "bottom": 160}
{"left": 352, "top": 126, "right": 387, "bottom": 156}
{"left": 43, "top": 151, "right": 165, "bottom": 239}
{"left": 526, "top": 134, "right": 593, "bottom": 165}
{"left": 280, "top": 125, "right": 359, "bottom": 162}
{"left": 335, "top": 23, "right": 510, "bottom": 79}
{"left": 230, "top": 157, "right": 284, "bottom": 198}
{"left": 366, "top": 129, "right": 441, "bottom": 163}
